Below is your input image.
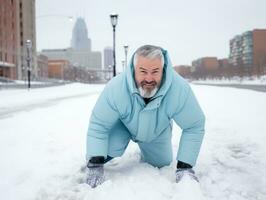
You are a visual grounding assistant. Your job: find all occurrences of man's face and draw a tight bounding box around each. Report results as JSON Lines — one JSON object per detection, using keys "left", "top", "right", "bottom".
{"left": 134, "top": 56, "right": 163, "bottom": 98}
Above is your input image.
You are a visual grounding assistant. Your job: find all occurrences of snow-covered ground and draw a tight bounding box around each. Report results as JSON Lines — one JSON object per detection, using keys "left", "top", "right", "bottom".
{"left": 0, "top": 83, "right": 266, "bottom": 200}
{"left": 192, "top": 76, "right": 266, "bottom": 85}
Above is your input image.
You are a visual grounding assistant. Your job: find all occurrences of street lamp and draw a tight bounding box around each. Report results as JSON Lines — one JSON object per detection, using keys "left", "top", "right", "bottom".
{"left": 26, "top": 40, "right": 32, "bottom": 89}
{"left": 110, "top": 13, "right": 118, "bottom": 77}
{"left": 124, "top": 45, "right": 129, "bottom": 70}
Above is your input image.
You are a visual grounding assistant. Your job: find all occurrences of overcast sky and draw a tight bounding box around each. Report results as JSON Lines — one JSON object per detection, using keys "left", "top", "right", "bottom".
{"left": 36, "top": 0, "right": 266, "bottom": 71}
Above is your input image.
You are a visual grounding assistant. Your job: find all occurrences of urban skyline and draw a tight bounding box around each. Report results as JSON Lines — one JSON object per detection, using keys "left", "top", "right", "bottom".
{"left": 36, "top": 0, "right": 266, "bottom": 69}
{"left": 1, "top": 0, "right": 266, "bottom": 82}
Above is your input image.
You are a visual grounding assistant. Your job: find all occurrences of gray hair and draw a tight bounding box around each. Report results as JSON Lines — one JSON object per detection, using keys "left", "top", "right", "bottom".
{"left": 133, "top": 45, "right": 164, "bottom": 67}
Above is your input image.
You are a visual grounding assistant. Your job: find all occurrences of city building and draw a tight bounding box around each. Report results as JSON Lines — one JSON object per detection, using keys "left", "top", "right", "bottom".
{"left": 173, "top": 65, "right": 192, "bottom": 78}
{"left": 42, "top": 48, "right": 102, "bottom": 69}
{"left": 192, "top": 57, "right": 219, "bottom": 78}
{"left": 37, "top": 53, "right": 48, "bottom": 79}
{"left": 71, "top": 18, "right": 91, "bottom": 51}
{"left": 192, "top": 57, "right": 219, "bottom": 70}
{"left": 0, "top": 0, "right": 17, "bottom": 79}
{"left": 217, "top": 58, "right": 231, "bottom": 77}
{"left": 42, "top": 17, "right": 102, "bottom": 69}
{"left": 0, "top": 0, "right": 37, "bottom": 80}
{"left": 48, "top": 59, "right": 70, "bottom": 80}
{"left": 104, "top": 47, "right": 113, "bottom": 70}
{"left": 229, "top": 29, "right": 266, "bottom": 76}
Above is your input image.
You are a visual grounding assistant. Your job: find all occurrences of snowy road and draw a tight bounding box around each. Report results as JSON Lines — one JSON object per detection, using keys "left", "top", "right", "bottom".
{"left": 1, "top": 83, "right": 266, "bottom": 200}
{"left": 0, "top": 92, "right": 98, "bottom": 118}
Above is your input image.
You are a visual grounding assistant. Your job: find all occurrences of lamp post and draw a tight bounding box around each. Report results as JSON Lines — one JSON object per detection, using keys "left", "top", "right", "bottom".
{"left": 110, "top": 13, "right": 118, "bottom": 77}
{"left": 124, "top": 45, "right": 129, "bottom": 70}
{"left": 26, "top": 40, "right": 32, "bottom": 89}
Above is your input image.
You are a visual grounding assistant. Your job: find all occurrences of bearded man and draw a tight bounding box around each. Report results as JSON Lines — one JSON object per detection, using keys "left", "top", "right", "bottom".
{"left": 85, "top": 45, "right": 205, "bottom": 188}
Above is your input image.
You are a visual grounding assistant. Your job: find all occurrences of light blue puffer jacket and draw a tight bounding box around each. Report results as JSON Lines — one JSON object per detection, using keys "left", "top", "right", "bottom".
{"left": 86, "top": 49, "right": 205, "bottom": 166}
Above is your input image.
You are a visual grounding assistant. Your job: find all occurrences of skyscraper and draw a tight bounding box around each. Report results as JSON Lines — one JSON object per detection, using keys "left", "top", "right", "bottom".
{"left": 71, "top": 17, "right": 91, "bottom": 51}
{"left": 0, "top": 0, "right": 17, "bottom": 79}
{"left": 42, "top": 17, "right": 101, "bottom": 69}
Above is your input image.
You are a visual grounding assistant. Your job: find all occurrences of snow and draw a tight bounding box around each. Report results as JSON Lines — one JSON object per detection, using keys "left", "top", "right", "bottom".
{"left": 192, "top": 76, "right": 266, "bottom": 85}
{"left": 0, "top": 83, "right": 266, "bottom": 200}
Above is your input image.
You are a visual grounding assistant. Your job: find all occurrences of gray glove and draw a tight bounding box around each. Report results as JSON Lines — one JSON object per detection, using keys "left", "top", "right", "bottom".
{"left": 175, "top": 168, "right": 199, "bottom": 183}
{"left": 86, "top": 163, "right": 105, "bottom": 188}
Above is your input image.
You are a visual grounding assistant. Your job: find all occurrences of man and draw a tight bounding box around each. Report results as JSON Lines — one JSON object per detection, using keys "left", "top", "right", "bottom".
{"left": 86, "top": 45, "right": 205, "bottom": 188}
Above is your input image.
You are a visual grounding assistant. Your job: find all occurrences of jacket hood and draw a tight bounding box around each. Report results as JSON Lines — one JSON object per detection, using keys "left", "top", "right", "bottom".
{"left": 126, "top": 48, "right": 174, "bottom": 98}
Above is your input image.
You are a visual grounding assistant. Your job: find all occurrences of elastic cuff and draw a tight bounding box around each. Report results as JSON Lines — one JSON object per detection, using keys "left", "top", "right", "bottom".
{"left": 177, "top": 160, "right": 192, "bottom": 169}
{"left": 89, "top": 156, "right": 105, "bottom": 164}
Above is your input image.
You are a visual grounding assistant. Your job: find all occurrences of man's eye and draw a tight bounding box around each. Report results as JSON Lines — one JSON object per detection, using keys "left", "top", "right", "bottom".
{"left": 152, "top": 71, "right": 159, "bottom": 74}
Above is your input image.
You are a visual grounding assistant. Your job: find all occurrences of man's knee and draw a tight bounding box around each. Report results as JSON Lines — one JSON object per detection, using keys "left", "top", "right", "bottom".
{"left": 139, "top": 142, "right": 173, "bottom": 168}
{"left": 143, "top": 154, "right": 172, "bottom": 168}
{"left": 160, "top": 154, "right": 173, "bottom": 167}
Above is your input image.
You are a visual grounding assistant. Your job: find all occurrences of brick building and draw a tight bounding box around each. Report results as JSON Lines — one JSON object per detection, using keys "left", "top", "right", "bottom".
{"left": 173, "top": 65, "right": 192, "bottom": 78}
{"left": 0, "top": 0, "right": 17, "bottom": 79}
{"left": 192, "top": 57, "right": 220, "bottom": 78}
{"left": 48, "top": 59, "right": 70, "bottom": 80}
{"left": 0, "top": 0, "right": 36, "bottom": 80}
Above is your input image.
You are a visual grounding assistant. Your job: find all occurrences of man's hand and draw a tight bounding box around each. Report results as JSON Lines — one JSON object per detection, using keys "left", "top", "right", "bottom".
{"left": 86, "top": 163, "right": 105, "bottom": 188}
{"left": 175, "top": 168, "right": 199, "bottom": 183}
{"left": 86, "top": 156, "right": 105, "bottom": 188}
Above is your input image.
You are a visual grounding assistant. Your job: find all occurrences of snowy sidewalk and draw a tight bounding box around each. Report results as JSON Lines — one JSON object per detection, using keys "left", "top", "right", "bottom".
{"left": 0, "top": 83, "right": 266, "bottom": 200}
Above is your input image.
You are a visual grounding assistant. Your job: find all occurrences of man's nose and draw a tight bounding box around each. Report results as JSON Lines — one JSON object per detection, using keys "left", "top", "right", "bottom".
{"left": 144, "top": 74, "right": 153, "bottom": 82}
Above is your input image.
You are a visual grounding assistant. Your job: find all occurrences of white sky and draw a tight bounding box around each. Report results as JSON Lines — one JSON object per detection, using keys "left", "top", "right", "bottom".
{"left": 36, "top": 0, "right": 266, "bottom": 71}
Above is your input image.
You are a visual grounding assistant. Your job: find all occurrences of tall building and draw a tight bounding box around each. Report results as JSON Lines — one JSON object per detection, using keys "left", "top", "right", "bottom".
{"left": 0, "top": 0, "right": 37, "bottom": 80}
{"left": 17, "top": 0, "right": 37, "bottom": 80}
{"left": 104, "top": 47, "right": 113, "bottom": 70}
{"left": 42, "top": 17, "right": 102, "bottom": 69}
{"left": 0, "top": 0, "right": 17, "bottom": 79}
{"left": 229, "top": 29, "right": 266, "bottom": 75}
{"left": 71, "top": 18, "right": 91, "bottom": 51}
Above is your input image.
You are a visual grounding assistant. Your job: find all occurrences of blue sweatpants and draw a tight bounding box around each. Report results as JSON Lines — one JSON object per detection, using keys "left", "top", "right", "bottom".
{"left": 107, "top": 121, "right": 173, "bottom": 168}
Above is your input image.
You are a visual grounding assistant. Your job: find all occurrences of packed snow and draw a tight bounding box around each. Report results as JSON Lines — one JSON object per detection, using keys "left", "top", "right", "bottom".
{"left": 0, "top": 83, "right": 266, "bottom": 200}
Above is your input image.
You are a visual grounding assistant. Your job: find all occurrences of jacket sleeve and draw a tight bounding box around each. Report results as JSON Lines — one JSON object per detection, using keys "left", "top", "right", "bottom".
{"left": 86, "top": 83, "right": 120, "bottom": 160}
{"left": 173, "top": 86, "right": 205, "bottom": 166}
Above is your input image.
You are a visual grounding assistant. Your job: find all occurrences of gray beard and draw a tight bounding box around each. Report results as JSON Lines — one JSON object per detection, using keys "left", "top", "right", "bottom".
{"left": 138, "top": 86, "right": 158, "bottom": 98}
